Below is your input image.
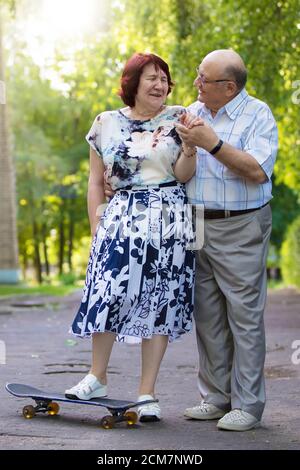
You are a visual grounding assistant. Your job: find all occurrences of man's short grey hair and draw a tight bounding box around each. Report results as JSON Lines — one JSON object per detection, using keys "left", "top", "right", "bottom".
{"left": 224, "top": 65, "right": 247, "bottom": 90}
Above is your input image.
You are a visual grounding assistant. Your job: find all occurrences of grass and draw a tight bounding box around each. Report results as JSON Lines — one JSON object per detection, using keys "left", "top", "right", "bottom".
{"left": 0, "top": 279, "right": 293, "bottom": 299}
{"left": 0, "top": 284, "right": 80, "bottom": 298}
{"left": 267, "top": 280, "right": 286, "bottom": 290}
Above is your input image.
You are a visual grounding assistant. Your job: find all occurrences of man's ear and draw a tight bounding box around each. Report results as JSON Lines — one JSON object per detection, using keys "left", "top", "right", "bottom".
{"left": 226, "top": 81, "right": 238, "bottom": 98}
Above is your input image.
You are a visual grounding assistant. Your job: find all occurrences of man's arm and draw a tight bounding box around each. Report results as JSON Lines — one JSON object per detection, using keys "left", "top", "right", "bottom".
{"left": 175, "top": 122, "right": 268, "bottom": 184}
{"left": 210, "top": 141, "right": 268, "bottom": 184}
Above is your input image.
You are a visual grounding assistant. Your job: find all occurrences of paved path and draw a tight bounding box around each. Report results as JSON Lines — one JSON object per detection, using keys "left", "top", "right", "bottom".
{"left": 0, "top": 288, "right": 299, "bottom": 450}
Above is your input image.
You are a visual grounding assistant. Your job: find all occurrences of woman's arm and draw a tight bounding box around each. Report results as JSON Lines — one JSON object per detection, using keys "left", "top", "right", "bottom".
{"left": 173, "top": 144, "right": 197, "bottom": 183}
{"left": 173, "top": 112, "right": 201, "bottom": 183}
{"left": 87, "top": 147, "right": 106, "bottom": 237}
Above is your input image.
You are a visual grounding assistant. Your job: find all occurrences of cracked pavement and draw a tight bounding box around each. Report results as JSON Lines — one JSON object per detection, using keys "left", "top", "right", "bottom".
{"left": 0, "top": 288, "right": 300, "bottom": 450}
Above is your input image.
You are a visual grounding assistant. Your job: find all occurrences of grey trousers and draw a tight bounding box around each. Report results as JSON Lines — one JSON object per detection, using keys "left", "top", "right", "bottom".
{"left": 194, "top": 204, "right": 272, "bottom": 420}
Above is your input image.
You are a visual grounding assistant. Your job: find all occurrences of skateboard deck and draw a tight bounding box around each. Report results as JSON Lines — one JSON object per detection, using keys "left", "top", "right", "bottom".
{"left": 6, "top": 382, "right": 158, "bottom": 429}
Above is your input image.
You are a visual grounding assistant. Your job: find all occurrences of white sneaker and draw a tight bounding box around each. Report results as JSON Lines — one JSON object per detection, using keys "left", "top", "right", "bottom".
{"left": 217, "top": 409, "right": 260, "bottom": 431}
{"left": 137, "top": 394, "right": 161, "bottom": 422}
{"left": 65, "top": 374, "right": 107, "bottom": 400}
{"left": 184, "top": 401, "right": 226, "bottom": 420}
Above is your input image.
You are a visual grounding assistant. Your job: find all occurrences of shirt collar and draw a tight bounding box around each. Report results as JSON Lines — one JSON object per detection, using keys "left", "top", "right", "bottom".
{"left": 192, "top": 88, "right": 249, "bottom": 120}
{"left": 223, "top": 88, "right": 249, "bottom": 120}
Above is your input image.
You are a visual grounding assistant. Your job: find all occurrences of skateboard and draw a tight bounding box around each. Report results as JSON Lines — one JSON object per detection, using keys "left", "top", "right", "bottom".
{"left": 5, "top": 382, "right": 158, "bottom": 429}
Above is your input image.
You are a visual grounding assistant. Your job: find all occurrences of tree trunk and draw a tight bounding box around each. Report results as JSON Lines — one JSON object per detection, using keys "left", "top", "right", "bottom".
{"left": 58, "top": 213, "right": 65, "bottom": 276}
{"left": 32, "top": 220, "right": 42, "bottom": 284}
{"left": 21, "top": 249, "right": 28, "bottom": 281}
{"left": 0, "top": 9, "right": 19, "bottom": 283}
{"left": 41, "top": 222, "right": 49, "bottom": 276}
{"left": 68, "top": 205, "right": 74, "bottom": 272}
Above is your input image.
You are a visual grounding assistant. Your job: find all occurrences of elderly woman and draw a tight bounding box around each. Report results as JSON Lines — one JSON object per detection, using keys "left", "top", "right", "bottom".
{"left": 65, "top": 53, "right": 196, "bottom": 422}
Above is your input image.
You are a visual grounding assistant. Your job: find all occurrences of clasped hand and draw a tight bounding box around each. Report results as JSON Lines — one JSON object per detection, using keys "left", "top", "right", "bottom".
{"left": 103, "top": 112, "right": 218, "bottom": 200}
{"left": 175, "top": 113, "right": 219, "bottom": 151}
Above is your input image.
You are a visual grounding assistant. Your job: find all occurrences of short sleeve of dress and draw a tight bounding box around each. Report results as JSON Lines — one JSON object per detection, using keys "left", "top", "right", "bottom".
{"left": 173, "top": 107, "right": 187, "bottom": 146}
{"left": 85, "top": 114, "right": 103, "bottom": 158}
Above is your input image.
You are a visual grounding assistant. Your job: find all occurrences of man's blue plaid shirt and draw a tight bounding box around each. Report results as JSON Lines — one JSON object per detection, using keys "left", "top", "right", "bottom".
{"left": 186, "top": 88, "right": 278, "bottom": 210}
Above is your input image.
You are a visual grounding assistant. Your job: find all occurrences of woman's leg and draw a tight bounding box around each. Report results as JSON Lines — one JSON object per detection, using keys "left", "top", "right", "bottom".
{"left": 139, "top": 335, "right": 169, "bottom": 396}
{"left": 90, "top": 332, "right": 116, "bottom": 384}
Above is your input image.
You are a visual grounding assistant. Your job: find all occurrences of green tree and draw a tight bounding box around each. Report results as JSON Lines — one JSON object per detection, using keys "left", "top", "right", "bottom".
{"left": 5, "top": 0, "right": 300, "bottom": 283}
{"left": 0, "top": 0, "right": 19, "bottom": 283}
{"left": 281, "top": 215, "right": 300, "bottom": 288}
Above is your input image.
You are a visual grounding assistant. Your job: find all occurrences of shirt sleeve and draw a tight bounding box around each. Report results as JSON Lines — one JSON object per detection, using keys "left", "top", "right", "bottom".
{"left": 85, "top": 114, "right": 103, "bottom": 158}
{"left": 243, "top": 105, "right": 278, "bottom": 180}
{"left": 187, "top": 101, "right": 201, "bottom": 115}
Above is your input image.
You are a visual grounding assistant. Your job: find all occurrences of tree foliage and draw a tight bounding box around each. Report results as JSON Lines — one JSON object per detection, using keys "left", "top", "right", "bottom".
{"left": 281, "top": 215, "right": 300, "bottom": 288}
{"left": 3, "top": 0, "right": 300, "bottom": 282}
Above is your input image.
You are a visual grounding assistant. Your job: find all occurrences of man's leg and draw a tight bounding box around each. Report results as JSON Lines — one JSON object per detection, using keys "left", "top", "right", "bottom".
{"left": 207, "top": 205, "right": 272, "bottom": 420}
{"left": 193, "top": 247, "right": 233, "bottom": 412}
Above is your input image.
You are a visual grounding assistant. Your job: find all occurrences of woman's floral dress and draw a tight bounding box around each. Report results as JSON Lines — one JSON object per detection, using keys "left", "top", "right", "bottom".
{"left": 70, "top": 106, "right": 195, "bottom": 343}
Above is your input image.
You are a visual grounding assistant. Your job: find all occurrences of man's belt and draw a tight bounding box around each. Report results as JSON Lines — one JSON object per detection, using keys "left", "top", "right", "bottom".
{"left": 204, "top": 202, "right": 269, "bottom": 219}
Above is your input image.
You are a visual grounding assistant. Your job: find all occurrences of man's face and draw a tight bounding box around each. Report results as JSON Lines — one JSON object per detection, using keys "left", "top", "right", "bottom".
{"left": 194, "top": 59, "right": 231, "bottom": 111}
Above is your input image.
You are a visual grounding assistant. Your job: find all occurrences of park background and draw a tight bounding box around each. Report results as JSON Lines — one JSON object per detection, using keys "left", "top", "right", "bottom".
{"left": 0, "top": 0, "right": 299, "bottom": 295}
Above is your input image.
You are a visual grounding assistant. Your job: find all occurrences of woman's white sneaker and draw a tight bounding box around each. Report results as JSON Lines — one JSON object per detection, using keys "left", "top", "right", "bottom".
{"left": 137, "top": 394, "right": 161, "bottom": 422}
{"left": 65, "top": 374, "right": 107, "bottom": 400}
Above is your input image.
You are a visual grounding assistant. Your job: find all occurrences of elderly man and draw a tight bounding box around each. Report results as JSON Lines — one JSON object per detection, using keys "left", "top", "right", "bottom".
{"left": 176, "top": 49, "right": 278, "bottom": 431}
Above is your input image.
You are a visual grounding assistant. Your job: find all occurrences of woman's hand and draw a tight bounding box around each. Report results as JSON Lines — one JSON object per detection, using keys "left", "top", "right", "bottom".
{"left": 182, "top": 142, "right": 197, "bottom": 158}
{"left": 180, "top": 112, "right": 204, "bottom": 129}
{"left": 104, "top": 179, "right": 115, "bottom": 200}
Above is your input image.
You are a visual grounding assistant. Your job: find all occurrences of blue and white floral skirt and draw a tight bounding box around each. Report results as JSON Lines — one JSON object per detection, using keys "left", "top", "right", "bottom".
{"left": 70, "top": 183, "right": 195, "bottom": 343}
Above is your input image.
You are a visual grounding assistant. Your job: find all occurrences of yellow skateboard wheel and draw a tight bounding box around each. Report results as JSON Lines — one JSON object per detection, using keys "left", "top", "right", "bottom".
{"left": 125, "top": 411, "right": 138, "bottom": 426}
{"left": 101, "top": 415, "right": 115, "bottom": 429}
{"left": 23, "top": 405, "right": 36, "bottom": 419}
{"left": 47, "top": 402, "right": 60, "bottom": 416}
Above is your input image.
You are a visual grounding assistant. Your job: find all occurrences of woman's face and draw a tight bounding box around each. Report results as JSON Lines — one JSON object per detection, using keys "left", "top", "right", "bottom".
{"left": 134, "top": 63, "right": 169, "bottom": 110}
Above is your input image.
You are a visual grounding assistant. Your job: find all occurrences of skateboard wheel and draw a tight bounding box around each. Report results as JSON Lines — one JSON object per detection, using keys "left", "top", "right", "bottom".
{"left": 23, "top": 405, "right": 36, "bottom": 419}
{"left": 101, "top": 415, "right": 115, "bottom": 429}
{"left": 124, "top": 411, "right": 138, "bottom": 426}
{"left": 47, "top": 402, "right": 60, "bottom": 416}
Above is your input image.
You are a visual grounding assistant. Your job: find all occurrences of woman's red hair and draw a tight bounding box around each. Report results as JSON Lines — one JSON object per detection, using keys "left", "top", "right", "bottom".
{"left": 118, "top": 53, "right": 174, "bottom": 107}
